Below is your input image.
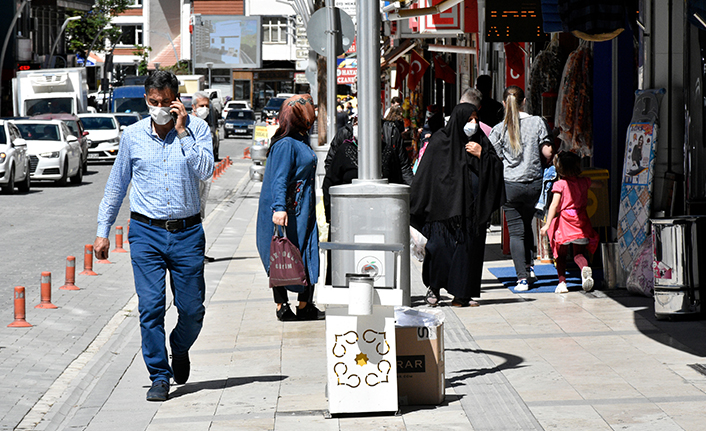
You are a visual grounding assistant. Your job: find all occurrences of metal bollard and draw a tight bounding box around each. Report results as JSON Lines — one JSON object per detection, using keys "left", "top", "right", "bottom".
{"left": 59, "top": 256, "right": 80, "bottom": 290}
{"left": 8, "top": 286, "right": 32, "bottom": 327}
{"left": 79, "top": 244, "right": 98, "bottom": 276}
{"left": 35, "top": 272, "right": 58, "bottom": 309}
{"left": 112, "top": 226, "right": 127, "bottom": 253}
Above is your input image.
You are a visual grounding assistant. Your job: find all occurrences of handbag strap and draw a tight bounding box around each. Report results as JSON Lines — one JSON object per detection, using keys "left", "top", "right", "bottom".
{"left": 273, "top": 224, "right": 287, "bottom": 238}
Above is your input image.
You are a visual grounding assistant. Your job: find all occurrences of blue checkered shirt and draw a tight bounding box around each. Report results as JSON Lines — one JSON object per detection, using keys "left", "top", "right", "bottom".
{"left": 96, "top": 116, "right": 214, "bottom": 238}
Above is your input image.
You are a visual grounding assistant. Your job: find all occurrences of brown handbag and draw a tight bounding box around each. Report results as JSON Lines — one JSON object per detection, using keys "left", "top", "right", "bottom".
{"left": 269, "top": 225, "right": 308, "bottom": 289}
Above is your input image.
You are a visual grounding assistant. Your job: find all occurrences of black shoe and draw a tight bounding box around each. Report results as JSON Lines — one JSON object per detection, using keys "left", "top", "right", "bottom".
{"left": 297, "top": 303, "right": 325, "bottom": 321}
{"left": 146, "top": 380, "right": 169, "bottom": 402}
{"left": 172, "top": 352, "right": 190, "bottom": 385}
{"left": 276, "top": 303, "right": 297, "bottom": 321}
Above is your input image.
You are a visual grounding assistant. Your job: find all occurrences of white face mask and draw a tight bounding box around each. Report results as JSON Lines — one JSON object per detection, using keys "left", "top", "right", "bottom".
{"left": 463, "top": 121, "right": 478, "bottom": 137}
{"left": 195, "top": 106, "right": 209, "bottom": 119}
{"left": 148, "top": 104, "right": 173, "bottom": 125}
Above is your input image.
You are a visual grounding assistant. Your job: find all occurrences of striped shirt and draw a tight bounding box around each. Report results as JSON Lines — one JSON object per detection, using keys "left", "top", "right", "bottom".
{"left": 96, "top": 116, "right": 213, "bottom": 238}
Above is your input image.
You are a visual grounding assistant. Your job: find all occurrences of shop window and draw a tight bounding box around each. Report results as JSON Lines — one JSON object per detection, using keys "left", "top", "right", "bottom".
{"left": 117, "top": 25, "right": 143, "bottom": 46}
{"left": 263, "top": 17, "right": 288, "bottom": 44}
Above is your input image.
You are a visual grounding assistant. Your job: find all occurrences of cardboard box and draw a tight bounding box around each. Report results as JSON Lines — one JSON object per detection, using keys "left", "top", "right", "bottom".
{"left": 395, "top": 323, "right": 445, "bottom": 405}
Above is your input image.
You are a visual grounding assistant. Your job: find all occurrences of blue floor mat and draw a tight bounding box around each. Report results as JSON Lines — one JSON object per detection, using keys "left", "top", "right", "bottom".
{"left": 488, "top": 264, "right": 587, "bottom": 293}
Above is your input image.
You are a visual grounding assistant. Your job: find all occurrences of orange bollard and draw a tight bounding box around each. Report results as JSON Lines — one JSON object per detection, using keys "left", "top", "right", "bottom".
{"left": 35, "top": 272, "right": 58, "bottom": 309}
{"left": 59, "top": 256, "right": 80, "bottom": 290}
{"left": 125, "top": 219, "right": 130, "bottom": 244}
{"left": 8, "top": 286, "right": 32, "bottom": 327}
{"left": 112, "top": 226, "right": 127, "bottom": 253}
{"left": 243, "top": 147, "right": 251, "bottom": 159}
{"left": 227, "top": 155, "right": 232, "bottom": 166}
{"left": 80, "top": 244, "right": 98, "bottom": 276}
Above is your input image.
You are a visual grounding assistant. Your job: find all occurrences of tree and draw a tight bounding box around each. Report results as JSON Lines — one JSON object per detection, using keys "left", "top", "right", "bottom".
{"left": 66, "top": 0, "right": 132, "bottom": 59}
{"left": 133, "top": 45, "right": 152, "bottom": 75}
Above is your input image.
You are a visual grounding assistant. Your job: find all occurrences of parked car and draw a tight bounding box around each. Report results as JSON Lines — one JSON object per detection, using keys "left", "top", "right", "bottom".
{"left": 224, "top": 109, "right": 256, "bottom": 138}
{"left": 78, "top": 113, "right": 121, "bottom": 162}
{"left": 0, "top": 119, "right": 31, "bottom": 193}
{"left": 112, "top": 112, "right": 142, "bottom": 130}
{"left": 31, "top": 113, "right": 89, "bottom": 171}
{"left": 260, "top": 97, "right": 286, "bottom": 123}
{"left": 12, "top": 119, "right": 83, "bottom": 185}
{"left": 222, "top": 100, "right": 252, "bottom": 119}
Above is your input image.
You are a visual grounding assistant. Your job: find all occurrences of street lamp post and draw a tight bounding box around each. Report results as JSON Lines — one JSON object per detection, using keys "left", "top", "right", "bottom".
{"left": 45, "top": 15, "right": 81, "bottom": 68}
{"left": 0, "top": 0, "right": 31, "bottom": 116}
{"left": 205, "top": 61, "right": 213, "bottom": 88}
{"left": 85, "top": 23, "right": 113, "bottom": 68}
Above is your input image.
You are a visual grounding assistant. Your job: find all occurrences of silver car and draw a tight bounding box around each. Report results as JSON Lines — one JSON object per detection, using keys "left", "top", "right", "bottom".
{"left": 78, "top": 114, "right": 121, "bottom": 161}
{"left": 0, "top": 120, "right": 31, "bottom": 194}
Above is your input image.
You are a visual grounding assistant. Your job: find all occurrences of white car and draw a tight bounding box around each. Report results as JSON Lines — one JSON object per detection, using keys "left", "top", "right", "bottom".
{"left": 12, "top": 119, "right": 83, "bottom": 185}
{"left": 78, "top": 114, "right": 121, "bottom": 161}
{"left": 0, "top": 120, "right": 31, "bottom": 194}
{"left": 222, "top": 100, "right": 252, "bottom": 119}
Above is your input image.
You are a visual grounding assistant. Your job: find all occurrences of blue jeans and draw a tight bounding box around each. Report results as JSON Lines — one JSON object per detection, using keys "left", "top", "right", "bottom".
{"left": 503, "top": 179, "right": 542, "bottom": 280}
{"left": 128, "top": 219, "right": 206, "bottom": 383}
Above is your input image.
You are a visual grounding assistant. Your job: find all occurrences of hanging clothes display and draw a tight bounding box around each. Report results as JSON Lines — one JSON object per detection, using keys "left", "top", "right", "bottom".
{"left": 554, "top": 40, "right": 593, "bottom": 156}
{"left": 526, "top": 35, "right": 563, "bottom": 116}
{"left": 557, "top": 0, "right": 630, "bottom": 42}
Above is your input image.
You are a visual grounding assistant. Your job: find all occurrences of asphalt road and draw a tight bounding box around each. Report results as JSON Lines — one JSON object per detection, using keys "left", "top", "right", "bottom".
{"left": 0, "top": 136, "right": 252, "bottom": 313}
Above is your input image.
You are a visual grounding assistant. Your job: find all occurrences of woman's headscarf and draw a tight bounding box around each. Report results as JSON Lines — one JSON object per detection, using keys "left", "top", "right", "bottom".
{"left": 410, "top": 103, "right": 505, "bottom": 232}
{"left": 270, "top": 94, "right": 316, "bottom": 145}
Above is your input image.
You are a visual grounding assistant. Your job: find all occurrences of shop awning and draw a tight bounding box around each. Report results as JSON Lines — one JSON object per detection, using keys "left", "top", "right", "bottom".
{"left": 381, "top": 39, "right": 417, "bottom": 69}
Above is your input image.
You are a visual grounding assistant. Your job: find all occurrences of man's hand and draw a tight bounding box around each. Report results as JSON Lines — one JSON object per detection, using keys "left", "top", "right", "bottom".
{"left": 273, "top": 211, "right": 288, "bottom": 226}
{"left": 94, "top": 236, "right": 110, "bottom": 260}
{"left": 171, "top": 97, "right": 189, "bottom": 134}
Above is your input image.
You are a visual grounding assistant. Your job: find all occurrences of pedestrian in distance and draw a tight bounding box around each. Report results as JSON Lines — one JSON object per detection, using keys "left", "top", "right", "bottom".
{"left": 411, "top": 103, "right": 504, "bottom": 307}
{"left": 256, "top": 94, "right": 324, "bottom": 322}
{"left": 540, "top": 151, "right": 599, "bottom": 293}
{"left": 476, "top": 75, "right": 505, "bottom": 128}
{"left": 94, "top": 71, "right": 214, "bottom": 402}
{"left": 192, "top": 92, "right": 216, "bottom": 263}
{"left": 489, "top": 86, "right": 552, "bottom": 291}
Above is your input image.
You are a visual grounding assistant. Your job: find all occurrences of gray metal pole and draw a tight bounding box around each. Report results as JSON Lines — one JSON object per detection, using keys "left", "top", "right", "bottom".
{"left": 357, "top": 0, "right": 381, "bottom": 179}
{"left": 46, "top": 16, "right": 82, "bottom": 69}
{"left": 325, "top": 0, "right": 337, "bottom": 147}
{"left": 0, "top": 0, "right": 30, "bottom": 116}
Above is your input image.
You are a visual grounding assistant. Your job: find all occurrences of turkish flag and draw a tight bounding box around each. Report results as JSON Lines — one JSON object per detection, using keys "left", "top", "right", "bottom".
{"left": 433, "top": 54, "right": 456, "bottom": 84}
{"left": 394, "top": 58, "right": 410, "bottom": 89}
{"left": 407, "top": 50, "right": 429, "bottom": 91}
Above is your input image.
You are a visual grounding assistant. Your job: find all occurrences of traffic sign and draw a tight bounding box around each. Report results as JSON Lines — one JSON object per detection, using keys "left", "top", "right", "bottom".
{"left": 307, "top": 7, "right": 355, "bottom": 57}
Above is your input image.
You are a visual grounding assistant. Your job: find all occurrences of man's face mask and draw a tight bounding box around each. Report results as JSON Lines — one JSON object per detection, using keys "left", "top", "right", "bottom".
{"left": 195, "top": 106, "right": 209, "bottom": 119}
{"left": 147, "top": 102, "right": 173, "bottom": 125}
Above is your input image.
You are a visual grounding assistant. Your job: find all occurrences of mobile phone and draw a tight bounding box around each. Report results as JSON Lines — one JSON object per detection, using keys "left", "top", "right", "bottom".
{"left": 170, "top": 94, "right": 181, "bottom": 122}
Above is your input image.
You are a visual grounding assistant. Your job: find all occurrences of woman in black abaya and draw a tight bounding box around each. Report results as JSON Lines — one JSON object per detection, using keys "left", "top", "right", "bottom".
{"left": 410, "top": 103, "right": 505, "bottom": 307}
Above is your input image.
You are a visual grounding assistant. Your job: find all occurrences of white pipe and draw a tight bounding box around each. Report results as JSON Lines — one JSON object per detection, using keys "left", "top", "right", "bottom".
{"left": 428, "top": 44, "right": 477, "bottom": 55}
{"left": 387, "top": 0, "right": 464, "bottom": 21}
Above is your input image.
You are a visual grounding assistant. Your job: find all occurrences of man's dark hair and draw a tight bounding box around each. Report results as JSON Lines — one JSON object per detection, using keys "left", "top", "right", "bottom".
{"left": 145, "top": 71, "right": 179, "bottom": 96}
{"left": 391, "top": 96, "right": 402, "bottom": 105}
{"left": 476, "top": 74, "right": 493, "bottom": 95}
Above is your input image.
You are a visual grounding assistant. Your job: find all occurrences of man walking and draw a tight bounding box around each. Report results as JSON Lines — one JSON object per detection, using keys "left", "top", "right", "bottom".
{"left": 94, "top": 71, "right": 214, "bottom": 402}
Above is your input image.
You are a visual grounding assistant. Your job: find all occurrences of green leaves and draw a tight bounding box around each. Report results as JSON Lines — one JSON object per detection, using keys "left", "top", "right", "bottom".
{"left": 65, "top": 0, "right": 132, "bottom": 58}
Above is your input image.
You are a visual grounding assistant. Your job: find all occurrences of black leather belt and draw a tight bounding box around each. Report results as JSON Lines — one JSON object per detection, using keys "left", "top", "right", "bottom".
{"left": 130, "top": 212, "right": 201, "bottom": 232}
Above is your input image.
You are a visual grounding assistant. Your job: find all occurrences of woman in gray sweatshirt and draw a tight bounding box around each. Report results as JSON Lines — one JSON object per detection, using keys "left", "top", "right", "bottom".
{"left": 489, "top": 86, "right": 552, "bottom": 291}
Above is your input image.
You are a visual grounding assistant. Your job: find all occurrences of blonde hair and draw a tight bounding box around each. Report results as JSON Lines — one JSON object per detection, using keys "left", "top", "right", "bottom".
{"left": 502, "top": 86, "right": 525, "bottom": 156}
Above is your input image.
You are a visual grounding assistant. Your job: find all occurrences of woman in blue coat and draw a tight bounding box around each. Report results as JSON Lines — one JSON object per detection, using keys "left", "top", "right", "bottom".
{"left": 256, "top": 94, "right": 322, "bottom": 321}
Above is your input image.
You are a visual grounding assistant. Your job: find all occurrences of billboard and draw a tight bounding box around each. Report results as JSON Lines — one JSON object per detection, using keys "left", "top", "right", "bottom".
{"left": 193, "top": 15, "right": 262, "bottom": 69}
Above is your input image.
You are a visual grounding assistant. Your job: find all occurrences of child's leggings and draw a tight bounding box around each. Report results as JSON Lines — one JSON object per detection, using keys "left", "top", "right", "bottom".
{"left": 555, "top": 243, "right": 588, "bottom": 283}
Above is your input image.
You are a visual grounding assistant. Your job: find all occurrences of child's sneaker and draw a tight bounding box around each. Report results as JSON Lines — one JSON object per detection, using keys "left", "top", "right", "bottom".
{"left": 581, "top": 267, "right": 594, "bottom": 292}
{"left": 555, "top": 281, "right": 569, "bottom": 294}
{"left": 514, "top": 279, "right": 529, "bottom": 292}
{"left": 526, "top": 266, "right": 536, "bottom": 282}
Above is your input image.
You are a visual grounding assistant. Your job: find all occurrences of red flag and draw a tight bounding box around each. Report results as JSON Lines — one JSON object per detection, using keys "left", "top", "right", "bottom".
{"left": 433, "top": 54, "right": 456, "bottom": 84}
{"left": 394, "top": 58, "right": 410, "bottom": 89}
{"left": 407, "top": 50, "right": 429, "bottom": 91}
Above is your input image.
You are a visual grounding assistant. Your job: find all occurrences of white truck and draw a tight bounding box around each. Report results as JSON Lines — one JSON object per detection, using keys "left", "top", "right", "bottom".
{"left": 12, "top": 68, "right": 89, "bottom": 117}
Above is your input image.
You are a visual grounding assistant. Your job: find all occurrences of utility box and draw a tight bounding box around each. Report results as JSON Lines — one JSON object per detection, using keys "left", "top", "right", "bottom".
{"left": 580, "top": 167, "right": 610, "bottom": 228}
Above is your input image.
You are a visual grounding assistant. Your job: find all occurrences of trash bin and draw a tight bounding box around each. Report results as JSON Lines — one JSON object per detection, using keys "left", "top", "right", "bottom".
{"left": 651, "top": 216, "right": 706, "bottom": 319}
{"left": 601, "top": 242, "right": 628, "bottom": 289}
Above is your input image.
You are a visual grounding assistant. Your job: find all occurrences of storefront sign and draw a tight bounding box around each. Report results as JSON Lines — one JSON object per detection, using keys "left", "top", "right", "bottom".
{"left": 420, "top": 0, "right": 462, "bottom": 34}
{"left": 294, "top": 72, "right": 308, "bottom": 84}
{"left": 337, "top": 67, "right": 357, "bottom": 84}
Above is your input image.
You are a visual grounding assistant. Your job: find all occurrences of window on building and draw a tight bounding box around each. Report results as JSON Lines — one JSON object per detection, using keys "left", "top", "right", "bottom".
{"left": 262, "top": 17, "right": 288, "bottom": 44}
{"left": 131, "top": 0, "right": 143, "bottom": 6}
{"left": 118, "top": 25, "right": 143, "bottom": 46}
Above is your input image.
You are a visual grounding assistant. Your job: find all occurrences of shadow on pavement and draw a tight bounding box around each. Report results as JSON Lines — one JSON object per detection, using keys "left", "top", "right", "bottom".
{"left": 168, "top": 374, "right": 288, "bottom": 399}
{"left": 444, "top": 348, "right": 527, "bottom": 388}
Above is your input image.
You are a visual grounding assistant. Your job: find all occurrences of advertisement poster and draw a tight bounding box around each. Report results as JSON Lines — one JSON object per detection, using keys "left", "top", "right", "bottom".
{"left": 193, "top": 15, "right": 262, "bottom": 69}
